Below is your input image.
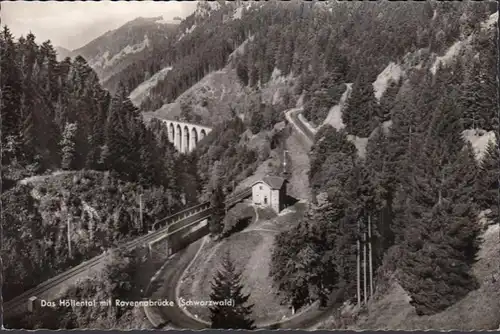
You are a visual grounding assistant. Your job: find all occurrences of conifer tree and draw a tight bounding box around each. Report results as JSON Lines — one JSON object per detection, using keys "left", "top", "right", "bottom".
{"left": 342, "top": 74, "right": 380, "bottom": 137}
{"left": 365, "top": 128, "right": 396, "bottom": 251}
{"left": 137, "top": 129, "right": 155, "bottom": 186}
{"left": 249, "top": 110, "right": 264, "bottom": 135}
{"left": 398, "top": 202, "right": 479, "bottom": 316}
{"left": 313, "top": 193, "right": 355, "bottom": 300}
{"left": 210, "top": 183, "right": 226, "bottom": 236}
{"left": 384, "top": 91, "right": 420, "bottom": 194}
{"left": 236, "top": 60, "right": 249, "bottom": 86}
{"left": 0, "top": 26, "right": 23, "bottom": 141}
{"left": 443, "top": 142, "right": 481, "bottom": 265}
{"left": 398, "top": 139, "right": 481, "bottom": 315}
{"left": 209, "top": 250, "right": 255, "bottom": 329}
{"left": 378, "top": 78, "right": 401, "bottom": 122}
{"left": 270, "top": 219, "right": 314, "bottom": 309}
{"left": 459, "top": 62, "right": 482, "bottom": 130}
{"left": 476, "top": 138, "right": 500, "bottom": 216}
{"left": 309, "top": 126, "right": 356, "bottom": 189}
{"left": 103, "top": 88, "right": 129, "bottom": 176}
{"left": 21, "top": 96, "right": 36, "bottom": 163}
{"left": 460, "top": 53, "right": 497, "bottom": 132}
{"left": 39, "top": 40, "right": 59, "bottom": 102}
{"left": 60, "top": 122, "right": 78, "bottom": 170}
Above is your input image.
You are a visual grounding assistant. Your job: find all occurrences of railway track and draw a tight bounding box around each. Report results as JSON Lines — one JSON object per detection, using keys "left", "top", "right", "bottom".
{"left": 5, "top": 188, "right": 252, "bottom": 320}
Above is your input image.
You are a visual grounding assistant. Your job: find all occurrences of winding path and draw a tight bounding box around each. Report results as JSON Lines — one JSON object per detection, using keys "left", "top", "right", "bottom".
{"left": 285, "top": 108, "right": 314, "bottom": 146}
{"left": 146, "top": 238, "right": 209, "bottom": 329}
{"left": 147, "top": 205, "right": 335, "bottom": 329}
{"left": 144, "top": 111, "right": 330, "bottom": 329}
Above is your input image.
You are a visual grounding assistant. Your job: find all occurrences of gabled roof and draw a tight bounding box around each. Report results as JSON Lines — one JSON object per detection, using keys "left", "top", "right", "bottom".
{"left": 251, "top": 176, "right": 286, "bottom": 190}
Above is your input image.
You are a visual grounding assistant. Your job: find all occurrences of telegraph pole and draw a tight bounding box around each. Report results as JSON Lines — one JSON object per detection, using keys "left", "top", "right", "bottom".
{"left": 363, "top": 229, "right": 367, "bottom": 304}
{"left": 139, "top": 194, "right": 144, "bottom": 233}
{"left": 368, "top": 214, "right": 374, "bottom": 298}
{"left": 357, "top": 218, "right": 361, "bottom": 306}
{"left": 67, "top": 216, "right": 72, "bottom": 259}
{"left": 408, "top": 125, "right": 412, "bottom": 153}
{"left": 283, "top": 150, "right": 288, "bottom": 172}
{"left": 283, "top": 150, "right": 289, "bottom": 178}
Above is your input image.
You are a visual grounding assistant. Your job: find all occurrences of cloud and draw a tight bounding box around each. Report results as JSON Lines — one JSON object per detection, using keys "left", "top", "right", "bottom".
{"left": 1, "top": 0, "right": 197, "bottom": 50}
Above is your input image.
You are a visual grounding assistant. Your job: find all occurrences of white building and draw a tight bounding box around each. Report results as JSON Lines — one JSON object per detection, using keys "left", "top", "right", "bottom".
{"left": 251, "top": 176, "right": 287, "bottom": 213}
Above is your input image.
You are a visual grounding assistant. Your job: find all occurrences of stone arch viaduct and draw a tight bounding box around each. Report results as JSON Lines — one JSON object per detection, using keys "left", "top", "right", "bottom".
{"left": 159, "top": 119, "right": 212, "bottom": 153}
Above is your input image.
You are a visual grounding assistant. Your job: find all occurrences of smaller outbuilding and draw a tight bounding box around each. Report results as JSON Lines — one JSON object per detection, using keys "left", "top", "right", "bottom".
{"left": 250, "top": 176, "right": 288, "bottom": 213}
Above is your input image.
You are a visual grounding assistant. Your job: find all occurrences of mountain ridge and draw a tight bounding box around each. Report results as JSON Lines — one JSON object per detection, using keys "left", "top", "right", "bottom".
{"left": 69, "top": 16, "right": 178, "bottom": 85}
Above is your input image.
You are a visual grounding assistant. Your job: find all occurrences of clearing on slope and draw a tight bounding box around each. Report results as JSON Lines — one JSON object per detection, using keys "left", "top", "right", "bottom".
{"left": 177, "top": 201, "right": 308, "bottom": 326}
{"left": 372, "top": 63, "right": 403, "bottom": 101}
{"left": 143, "top": 68, "right": 245, "bottom": 126}
{"left": 462, "top": 129, "right": 497, "bottom": 163}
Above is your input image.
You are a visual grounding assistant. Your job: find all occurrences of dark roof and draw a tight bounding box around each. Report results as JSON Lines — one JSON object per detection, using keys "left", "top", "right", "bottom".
{"left": 262, "top": 176, "right": 286, "bottom": 190}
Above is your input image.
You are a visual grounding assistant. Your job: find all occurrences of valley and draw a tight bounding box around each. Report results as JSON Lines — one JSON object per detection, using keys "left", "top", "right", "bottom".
{"left": 1, "top": 0, "right": 499, "bottom": 331}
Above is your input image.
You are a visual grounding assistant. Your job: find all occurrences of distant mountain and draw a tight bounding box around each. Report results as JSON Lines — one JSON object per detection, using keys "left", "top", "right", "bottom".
{"left": 71, "top": 16, "right": 178, "bottom": 86}
{"left": 104, "top": 1, "right": 254, "bottom": 105}
{"left": 55, "top": 46, "right": 73, "bottom": 61}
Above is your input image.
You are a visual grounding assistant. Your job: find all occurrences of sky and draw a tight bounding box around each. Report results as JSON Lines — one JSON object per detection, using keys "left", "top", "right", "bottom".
{"left": 1, "top": 1, "right": 198, "bottom": 50}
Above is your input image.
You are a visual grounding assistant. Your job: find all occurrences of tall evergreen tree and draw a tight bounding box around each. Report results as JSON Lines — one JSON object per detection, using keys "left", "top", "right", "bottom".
{"left": 313, "top": 194, "right": 356, "bottom": 302}
{"left": 365, "top": 128, "right": 396, "bottom": 251}
{"left": 103, "top": 87, "right": 130, "bottom": 176}
{"left": 270, "top": 219, "right": 314, "bottom": 309}
{"left": 210, "top": 183, "right": 226, "bottom": 236}
{"left": 21, "top": 94, "right": 36, "bottom": 164}
{"left": 378, "top": 78, "right": 402, "bottom": 122}
{"left": 60, "top": 122, "right": 78, "bottom": 170}
{"left": 384, "top": 90, "right": 420, "bottom": 195}
{"left": 398, "top": 139, "right": 481, "bottom": 315}
{"left": 342, "top": 73, "right": 380, "bottom": 137}
{"left": 476, "top": 138, "right": 500, "bottom": 216}
{"left": 443, "top": 142, "right": 481, "bottom": 265}
{"left": 0, "top": 26, "right": 23, "bottom": 142}
{"left": 459, "top": 55, "right": 497, "bottom": 131}
{"left": 209, "top": 250, "right": 255, "bottom": 329}
{"left": 309, "top": 125, "right": 357, "bottom": 193}
{"left": 459, "top": 61, "right": 483, "bottom": 130}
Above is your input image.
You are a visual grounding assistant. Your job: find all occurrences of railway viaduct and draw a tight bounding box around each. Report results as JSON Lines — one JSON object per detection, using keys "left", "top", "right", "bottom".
{"left": 159, "top": 119, "right": 212, "bottom": 153}
{"left": 4, "top": 188, "right": 252, "bottom": 322}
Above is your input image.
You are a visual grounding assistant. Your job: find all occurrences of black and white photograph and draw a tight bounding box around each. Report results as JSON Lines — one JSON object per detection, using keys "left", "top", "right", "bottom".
{"left": 0, "top": 0, "right": 499, "bottom": 331}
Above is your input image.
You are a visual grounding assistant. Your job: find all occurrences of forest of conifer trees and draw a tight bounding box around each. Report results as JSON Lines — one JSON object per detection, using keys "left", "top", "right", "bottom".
{"left": 0, "top": 27, "right": 205, "bottom": 303}
{"left": 1, "top": 0, "right": 499, "bottom": 330}
{"left": 269, "top": 13, "right": 499, "bottom": 316}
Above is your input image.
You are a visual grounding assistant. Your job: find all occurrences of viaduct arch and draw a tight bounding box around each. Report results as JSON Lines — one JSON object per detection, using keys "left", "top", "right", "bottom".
{"left": 160, "top": 119, "right": 212, "bottom": 153}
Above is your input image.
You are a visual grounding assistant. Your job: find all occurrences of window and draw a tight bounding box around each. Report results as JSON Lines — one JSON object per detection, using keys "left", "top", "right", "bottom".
{"left": 264, "top": 196, "right": 268, "bottom": 205}
{"left": 259, "top": 185, "right": 263, "bottom": 190}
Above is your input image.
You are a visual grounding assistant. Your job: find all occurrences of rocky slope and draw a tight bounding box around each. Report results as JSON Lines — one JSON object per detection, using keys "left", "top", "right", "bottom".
{"left": 71, "top": 17, "right": 177, "bottom": 87}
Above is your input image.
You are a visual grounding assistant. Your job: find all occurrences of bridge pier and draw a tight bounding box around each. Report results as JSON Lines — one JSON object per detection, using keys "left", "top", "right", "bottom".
{"left": 159, "top": 119, "right": 212, "bottom": 154}
{"left": 167, "top": 242, "right": 172, "bottom": 256}
{"left": 184, "top": 126, "right": 190, "bottom": 153}
{"left": 190, "top": 128, "right": 198, "bottom": 153}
